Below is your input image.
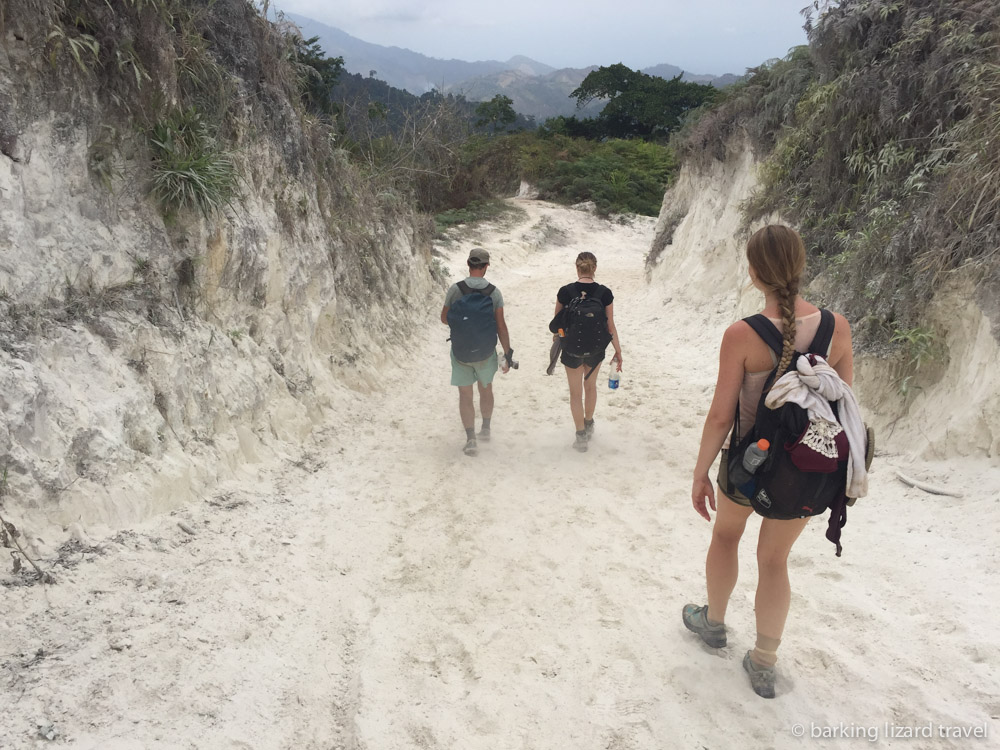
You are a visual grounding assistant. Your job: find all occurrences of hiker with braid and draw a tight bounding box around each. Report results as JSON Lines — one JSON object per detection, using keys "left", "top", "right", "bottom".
{"left": 682, "top": 225, "right": 854, "bottom": 698}
{"left": 553, "top": 252, "right": 622, "bottom": 452}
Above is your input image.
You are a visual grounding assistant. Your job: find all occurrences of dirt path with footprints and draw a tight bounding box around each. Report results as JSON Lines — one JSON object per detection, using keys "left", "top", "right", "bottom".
{"left": 3, "top": 199, "right": 998, "bottom": 749}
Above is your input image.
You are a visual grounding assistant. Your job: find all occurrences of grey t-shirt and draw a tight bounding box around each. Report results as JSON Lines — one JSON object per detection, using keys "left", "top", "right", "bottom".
{"left": 444, "top": 277, "right": 504, "bottom": 310}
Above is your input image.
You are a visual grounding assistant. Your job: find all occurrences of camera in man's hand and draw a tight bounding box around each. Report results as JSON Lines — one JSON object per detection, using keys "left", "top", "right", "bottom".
{"left": 505, "top": 349, "right": 519, "bottom": 370}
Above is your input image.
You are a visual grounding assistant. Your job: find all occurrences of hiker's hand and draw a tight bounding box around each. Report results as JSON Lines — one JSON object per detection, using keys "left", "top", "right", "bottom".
{"left": 613, "top": 352, "right": 623, "bottom": 371}
{"left": 692, "top": 474, "right": 716, "bottom": 522}
{"left": 503, "top": 349, "right": 518, "bottom": 371}
{"left": 500, "top": 358, "right": 510, "bottom": 374}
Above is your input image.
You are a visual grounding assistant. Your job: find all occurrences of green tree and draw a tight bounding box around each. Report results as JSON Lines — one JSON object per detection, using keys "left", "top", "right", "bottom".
{"left": 474, "top": 94, "right": 517, "bottom": 132}
{"left": 571, "top": 63, "right": 718, "bottom": 140}
{"left": 292, "top": 35, "right": 344, "bottom": 116}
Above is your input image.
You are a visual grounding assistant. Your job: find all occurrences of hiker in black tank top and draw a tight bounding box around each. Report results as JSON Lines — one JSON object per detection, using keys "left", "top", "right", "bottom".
{"left": 682, "top": 225, "right": 855, "bottom": 699}
{"left": 551, "top": 252, "right": 622, "bottom": 453}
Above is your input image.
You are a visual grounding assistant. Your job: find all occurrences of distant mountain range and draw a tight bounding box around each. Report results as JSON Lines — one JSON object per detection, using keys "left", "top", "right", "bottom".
{"left": 446, "top": 67, "right": 608, "bottom": 121}
{"left": 286, "top": 13, "right": 554, "bottom": 93}
{"left": 285, "top": 12, "right": 739, "bottom": 122}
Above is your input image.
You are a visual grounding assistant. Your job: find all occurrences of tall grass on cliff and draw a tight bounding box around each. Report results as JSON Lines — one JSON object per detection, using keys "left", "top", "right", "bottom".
{"left": 1, "top": 0, "right": 432, "bottom": 321}
{"left": 147, "top": 107, "right": 237, "bottom": 217}
{"left": 674, "top": 0, "right": 1000, "bottom": 348}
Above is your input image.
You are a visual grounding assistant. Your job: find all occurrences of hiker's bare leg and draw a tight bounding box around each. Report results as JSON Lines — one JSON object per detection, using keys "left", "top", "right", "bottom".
{"left": 478, "top": 381, "right": 494, "bottom": 420}
{"left": 706, "top": 492, "right": 754, "bottom": 624}
{"left": 564, "top": 365, "right": 585, "bottom": 431}
{"left": 583, "top": 362, "right": 602, "bottom": 421}
{"left": 753, "top": 516, "right": 811, "bottom": 659}
{"left": 458, "top": 385, "right": 475, "bottom": 429}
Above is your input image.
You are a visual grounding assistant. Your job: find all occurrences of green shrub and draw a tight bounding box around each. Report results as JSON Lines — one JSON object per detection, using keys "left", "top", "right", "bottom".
{"left": 530, "top": 137, "right": 676, "bottom": 216}
{"left": 147, "top": 107, "right": 237, "bottom": 217}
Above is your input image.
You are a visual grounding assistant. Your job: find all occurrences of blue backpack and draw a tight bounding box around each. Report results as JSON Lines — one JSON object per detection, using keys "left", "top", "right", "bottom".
{"left": 447, "top": 281, "right": 497, "bottom": 362}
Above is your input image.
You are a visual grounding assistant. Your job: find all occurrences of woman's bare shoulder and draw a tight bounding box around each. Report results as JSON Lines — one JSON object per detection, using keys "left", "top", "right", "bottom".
{"left": 722, "top": 319, "right": 758, "bottom": 341}
{"left": 831, "top": 310, "right": 852, "bottom": 329}
{"left": 719, "top": 319, "right": 761, "bottom": 359}
{"left": 830, "top": 310, "right": 853, "bottom": 348}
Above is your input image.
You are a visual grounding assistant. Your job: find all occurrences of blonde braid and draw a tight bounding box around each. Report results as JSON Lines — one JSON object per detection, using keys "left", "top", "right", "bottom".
{"left": 775, "top": 283, "right": 798, "bottom": 375}
{"left": 746, "top": 224, "right": 807, "bottom": 378}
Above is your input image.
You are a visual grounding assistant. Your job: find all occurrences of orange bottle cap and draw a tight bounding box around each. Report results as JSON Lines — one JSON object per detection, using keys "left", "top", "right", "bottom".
{"left": 757, "top": 439, "right": 770, "bottom": 450}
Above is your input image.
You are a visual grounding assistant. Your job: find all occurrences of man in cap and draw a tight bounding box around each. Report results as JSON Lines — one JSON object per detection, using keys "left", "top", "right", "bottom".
{"left": 440, "top": 248, "right": 514, "bottom": 456}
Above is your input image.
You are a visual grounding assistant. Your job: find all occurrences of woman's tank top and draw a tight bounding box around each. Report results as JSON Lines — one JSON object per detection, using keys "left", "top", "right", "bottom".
{"left": 726, "top": 311, "right": 826, "bottom": 447}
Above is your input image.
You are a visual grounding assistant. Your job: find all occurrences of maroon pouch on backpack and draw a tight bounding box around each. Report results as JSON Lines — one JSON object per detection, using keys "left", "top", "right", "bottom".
{"left": 786, "top": 420, "right": 848, "bottom": 473}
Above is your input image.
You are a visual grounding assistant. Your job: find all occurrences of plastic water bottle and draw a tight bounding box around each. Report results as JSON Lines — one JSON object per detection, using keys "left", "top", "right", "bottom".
{"left": 742, "top": 439, "right": 770, "bottom": 473}
{"left": 608, "top": 369, "right": 620, "bottom": 390}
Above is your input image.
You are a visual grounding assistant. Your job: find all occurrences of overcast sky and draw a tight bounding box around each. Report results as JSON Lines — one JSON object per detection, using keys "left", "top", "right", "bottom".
{"left": 269, "top": 0, "right": 810, "bottom": 75}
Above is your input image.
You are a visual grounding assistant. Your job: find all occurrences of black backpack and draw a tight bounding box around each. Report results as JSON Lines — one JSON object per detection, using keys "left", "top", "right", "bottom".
{"left": 726, "top": 310, "right": 849, "bottom": 525}
{"left": 562, "top": 291, "right": 611, "bottom": 358}
{"left": 446, "top": 281, "right": 498, "bottom": 362}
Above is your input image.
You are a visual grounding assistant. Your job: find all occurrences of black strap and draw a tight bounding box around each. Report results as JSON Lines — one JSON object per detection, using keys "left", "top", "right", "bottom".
{"left": 743, "top": 314, "right": 784, "bottom": 360}
{"left": 810, "top": 309, "right": 835, "bottom": 357}
{"left": 731, "top": 308, "right": 835, "bottom": 447}
{"left": 742, "top": 308, "right": 835, "bottom": 359}
{"left": 456, "top": 280, "right": 495, "bottom": 297}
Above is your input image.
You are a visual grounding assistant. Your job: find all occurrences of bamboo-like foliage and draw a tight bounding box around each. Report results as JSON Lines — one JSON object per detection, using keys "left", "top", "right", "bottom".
{"left": 676, "top": 0, "right": 1000, "bottom": 347}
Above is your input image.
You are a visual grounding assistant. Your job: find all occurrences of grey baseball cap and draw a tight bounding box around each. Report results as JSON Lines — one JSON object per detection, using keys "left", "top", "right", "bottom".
{"left": 468, "top": 248, "right": 490, "bottom": 264}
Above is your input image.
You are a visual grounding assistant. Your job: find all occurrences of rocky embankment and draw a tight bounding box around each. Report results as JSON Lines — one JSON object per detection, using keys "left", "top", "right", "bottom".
{"left": 0, "top": 3, "right": 436, "bottom": 537}
{"left": 647, "top": 137, "right": 1000, "bottom": 460}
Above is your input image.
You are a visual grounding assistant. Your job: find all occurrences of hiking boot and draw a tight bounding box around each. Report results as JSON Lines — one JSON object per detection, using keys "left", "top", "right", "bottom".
{"left": 463, "top": 437, "right": 478, "bottom": 457}
{"left": 584, "top": 418, "right": 595, "bottom": 439}
{"left": 573, "top": 430, "right": 588, "bottom": 453}
{"left": 478, "top": 426, "right": 491, "bottom": 442}
{"left": 743, "top": 651, "right": 776, "bottom": 699}
{"left": 682, "top": 603, "right": 727, "bottom": 648}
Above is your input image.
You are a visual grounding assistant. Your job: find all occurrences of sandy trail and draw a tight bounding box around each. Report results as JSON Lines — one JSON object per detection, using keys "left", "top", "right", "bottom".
{"left": 3, "top": 200, "right": 999, "bottom": 749}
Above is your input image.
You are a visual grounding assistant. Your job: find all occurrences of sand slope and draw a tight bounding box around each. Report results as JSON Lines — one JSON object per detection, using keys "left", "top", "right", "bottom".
{"left": 2, "top": 200, "right": 998, "bottom": 749}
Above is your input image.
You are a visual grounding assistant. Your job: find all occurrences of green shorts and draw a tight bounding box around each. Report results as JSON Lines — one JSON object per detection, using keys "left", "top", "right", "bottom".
{"left": 717, "top": 449, "right": 752, "bottom": 507}
{"left": 450, "top": 350, "right": 498, "bottom": 387}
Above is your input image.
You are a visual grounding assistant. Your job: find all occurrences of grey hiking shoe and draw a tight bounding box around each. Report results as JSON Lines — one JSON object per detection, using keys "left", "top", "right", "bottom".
{"left": 584, "top": 418, "right": 595, "bottom": 439}
{"left": 743, "top": 651, "right": 776, "bottom": 699}
{"left": 682, "top": 603, "right": 727, "bottom": 648}
{"left": 573, "top": 430, "right": 588, "bottom": 452}
{"left": 478, "top": 427, "right": 491, "bottom": 442}
{"left": 463, "top": 438, "right": 478, "bottom": 457}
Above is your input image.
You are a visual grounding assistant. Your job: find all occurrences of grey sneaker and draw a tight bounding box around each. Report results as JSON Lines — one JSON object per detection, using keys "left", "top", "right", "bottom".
{"left": 478, "top": 427, "right": 491, "bottom": 442}
{"left": 682, "top": 603, "right": 727, "bottom": 648}
{"left": 573, "top": 430, "right": 588, "bottom": 452}
{"left": 463, "top": 438, "right": 478, "bottom": 457}
{"left": 584, "top": 418, "right": 595, "bottom": 439}
{"left": 743, "top": 651, "right": 776, "bottom": 699}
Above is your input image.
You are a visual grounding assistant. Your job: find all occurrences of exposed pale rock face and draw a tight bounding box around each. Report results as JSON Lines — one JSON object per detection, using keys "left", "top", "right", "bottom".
{"left": 0, "top": 110, "right": 434, "bottom": 531}
{"left": 646, "top": 143, "right": 763, "bottom": 317}
{"left": 648, "top": 138, "right": 1000, "bottom": 459}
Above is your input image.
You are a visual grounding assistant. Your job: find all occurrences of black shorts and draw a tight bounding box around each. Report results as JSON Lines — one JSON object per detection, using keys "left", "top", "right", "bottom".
{"left": 717, "top": 449, "right": 752, "bottom": 507}
{"left": 560, "top": 350, "right": 606, "bottom": 369}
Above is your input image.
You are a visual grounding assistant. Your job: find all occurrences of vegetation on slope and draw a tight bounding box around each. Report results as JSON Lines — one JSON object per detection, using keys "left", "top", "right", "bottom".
{"left": 317, "top": 59, "right": 698, "bottom": 218}
{"left": 675, "top": 0, "right": 1000, "bottom": 348}
{"left": 0, "top": 0, "right": 449, "bottom": 349}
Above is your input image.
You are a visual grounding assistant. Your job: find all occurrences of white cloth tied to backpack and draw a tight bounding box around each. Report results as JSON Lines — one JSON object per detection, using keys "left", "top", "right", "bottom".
{"left": 799, "top": 418, "right": 843, "bottom": 460}
{"left": 765, "top": 354, "right": 869, "bottom": 499}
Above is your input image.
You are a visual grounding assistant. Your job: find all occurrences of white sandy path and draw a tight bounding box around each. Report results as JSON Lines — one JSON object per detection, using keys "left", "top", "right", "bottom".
{"left": 2, "top": 199, "right": 999, "bottom": 750}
